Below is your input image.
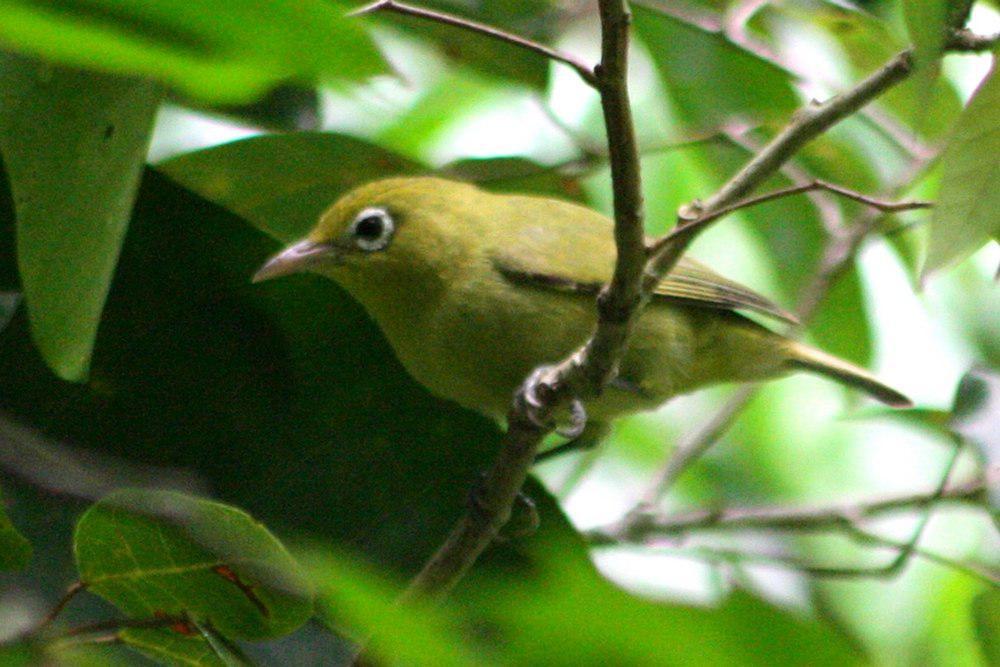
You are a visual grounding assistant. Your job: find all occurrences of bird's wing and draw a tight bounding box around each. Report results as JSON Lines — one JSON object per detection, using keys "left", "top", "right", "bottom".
{"left": 489, "top": 198, "right": 798, "bottom": 324}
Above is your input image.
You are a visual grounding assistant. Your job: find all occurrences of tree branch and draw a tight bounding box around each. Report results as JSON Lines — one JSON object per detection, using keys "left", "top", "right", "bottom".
{"left": 391, "top": 0, "right": 645, "bottom": 608}
{"left": 351, "top": 0, "right": 599, "bottom": 86}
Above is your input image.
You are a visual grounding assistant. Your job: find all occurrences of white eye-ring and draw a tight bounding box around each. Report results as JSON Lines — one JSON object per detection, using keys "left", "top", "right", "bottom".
{"left": 349, "top": 207, "right": 395, "bottom": 252}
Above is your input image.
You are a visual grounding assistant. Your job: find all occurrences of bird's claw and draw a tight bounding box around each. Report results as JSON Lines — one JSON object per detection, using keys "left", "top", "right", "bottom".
{"left": 556, "top": 399, "right": 587, "bottom": 439}
{"left": 515, "top": 365, "right": 588, "bottom": 438}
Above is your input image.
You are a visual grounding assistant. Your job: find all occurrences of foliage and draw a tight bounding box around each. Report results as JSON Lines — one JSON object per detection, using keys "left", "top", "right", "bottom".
{"left": 0, "top": 0, "right": 997, "bottom": 665}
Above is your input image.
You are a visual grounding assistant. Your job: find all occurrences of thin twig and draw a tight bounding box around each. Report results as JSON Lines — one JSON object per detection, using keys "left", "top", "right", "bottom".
{"left": 588, "top": 469, "right": 993, "bottom": 543}
{"left": 646, "top": 179, "right": 930, "bottom": 256}
{"left": 32, "top": 580, "right": 87, "bottom": 634}
{"left": 62, "top": 614, "right": 191, "bottom": 638}
{"left": 350, "top": 0, "right": 599, "bottom": 86}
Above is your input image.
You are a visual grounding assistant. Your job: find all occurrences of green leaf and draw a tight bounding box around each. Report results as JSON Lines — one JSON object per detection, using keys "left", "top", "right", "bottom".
{"left": 0, "top": 482, "right": 31, "bottom": 571}
{"left": 925, "top": 64, "right": 1000, "bottom": 275}
{"left": 371, "top": 0, "right": 559, "bottom": 89}
{"left": 634, "top": 5, "right": 799, "bottom": 130}
{"left": 902, "top": 0, "right": 949, "bottom": 124}
{"left": 973, "top": 589, "right": 1000, "bottom": 665}
{"left": 462, "top": 484, "right": 863, "bottom": 666}
{"left": 0, "top": 56, "right": 161, "bottom": 381}
{"left": 0, "top": 0, "right": 384, "bottom": 104}
{"left": 74, "top": 489, "right": 314, "bottom": 640}
{"left": 120, "top": 623, "right": 250, "bottom": 667}
{"left": 302, "top": 547, "right": 485, "bottom": 667}
{"left": 0, "top": 641, "right": 44, "bottom": 666}
{"left": 158, "top": 133, "right": 423, "bottom": 243}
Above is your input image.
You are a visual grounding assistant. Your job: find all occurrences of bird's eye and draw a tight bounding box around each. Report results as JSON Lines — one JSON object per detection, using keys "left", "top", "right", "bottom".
{"left": 350, "top": 207, "right": 394, "bottom": 252}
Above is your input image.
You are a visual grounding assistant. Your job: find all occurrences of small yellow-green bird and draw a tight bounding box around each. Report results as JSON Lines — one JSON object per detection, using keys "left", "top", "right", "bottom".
{"left": 254, "top": 177, "right": 910, "bottom": 443}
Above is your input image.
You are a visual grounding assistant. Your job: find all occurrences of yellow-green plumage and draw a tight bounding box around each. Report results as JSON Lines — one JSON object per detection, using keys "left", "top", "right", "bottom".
{"left": 255, "top": 177, "right": 910, "bottom": 424}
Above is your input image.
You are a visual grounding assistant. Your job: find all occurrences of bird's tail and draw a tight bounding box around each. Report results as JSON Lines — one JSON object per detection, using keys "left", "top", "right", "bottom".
{"left": 786, "top": 342, "right": 912, "bottom": 408}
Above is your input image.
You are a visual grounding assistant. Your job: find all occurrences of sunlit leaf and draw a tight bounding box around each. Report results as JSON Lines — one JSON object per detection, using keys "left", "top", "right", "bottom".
{"left": 0, "top": 55, "right": 160, "bottom": 381}
{"left": 925, "top": 65, "right": 1000, "bottom": 276}
{"left": 0, "top": 482, "right": 30, "bottom": 571}
{"left": 0, "top": 0, "right": 384, "bottom": 103}
{"left": 74, "top": 489, "right": 314, "bottom": 640}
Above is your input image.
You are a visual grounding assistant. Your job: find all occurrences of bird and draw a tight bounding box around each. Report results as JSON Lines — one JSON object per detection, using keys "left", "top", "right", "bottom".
{"left": 253, "top": 176, "right": 910, "bottom": 447}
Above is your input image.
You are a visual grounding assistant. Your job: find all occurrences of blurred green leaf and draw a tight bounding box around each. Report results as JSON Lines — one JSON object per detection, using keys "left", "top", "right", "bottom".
{"left": 0, "top": 0, "right": 384, "bottom": 103}
{"left": 158, "top": 133, "right": 423, "bottom": 242}
{"left": 973, "top": 589, "right": 1000, "bottom": 665}
{"left": 0, "top": 641, "right": 43, "bottom": 666}
{"left": 0, "top": 482, "right": 31, "bottom": 571}
{"left": 301, "top": 547, "right": 485, "bottom": 667}
{"left": 371, "top": 0, "right": 560, "bottom": 89}
{"left": 0, "top": 291, "right": 19, "bottom": 333}
{"left": 463, "top": 486, "right": 862, "bottom": 666}
{"left": 440, "top": 156, "right": 587, "bottom": 201}
{"left": 74, "top": 489, "right": 314, "bottom": 640}
{"left": 925, "top": 64, "right": 1000, "bottom": 276}
{"left": 634, "top": 5, "right": 799, "bottom": 130}
{"left": 901, "top": 0, "right": 948, "bottom": 124}
{"left": 0, "top": 55, "right": 160, "bottom": 381}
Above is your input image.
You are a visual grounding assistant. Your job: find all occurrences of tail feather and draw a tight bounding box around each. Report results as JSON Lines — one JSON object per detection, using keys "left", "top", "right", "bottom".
{"left": 787, "top": 343, "right": 912, "bottom": 408}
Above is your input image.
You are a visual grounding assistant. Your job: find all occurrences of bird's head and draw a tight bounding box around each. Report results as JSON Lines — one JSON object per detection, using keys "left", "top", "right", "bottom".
{"left": 253, "top": 177, "right": 483, "bottom": 291}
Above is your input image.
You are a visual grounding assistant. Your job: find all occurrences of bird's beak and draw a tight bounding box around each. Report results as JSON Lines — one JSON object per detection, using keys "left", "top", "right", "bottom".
{"left": 252, "top": 239, "right": 337, "bottom": 283}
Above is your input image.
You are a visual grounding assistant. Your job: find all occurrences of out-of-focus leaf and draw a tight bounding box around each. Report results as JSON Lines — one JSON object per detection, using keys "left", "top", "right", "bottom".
{"left": 973, "top": 590, "right": 1000, "bottom": 665}
{"left": 0, "top": 641, "right": 43, "bottom": 666}
{"left": 463, "top": 485, "right": 862, "bottom": 666}
{"left": 441, "top": 156, "right": 587, "bottom": 201}
{"left": 634, "top": 5, "right": 799, "bottom": 130}
{"left": 0, "top": 482, "right": 31, "bottom": 571}
{"left": 158, "top": 133, "right": 423, "bottom": 242}
{"left": 301, "top": 547, "right": 485, "bottom": 667}
{"left": 950, "top": 368, "right": 1000, "bottom": 514}
{"left": 924, "top": 65, "right": 1000, "bottom": 276}
{"left": 0, "top": 55, "right": 160, "bottom": 381}
{"left": 0, "top": 0, "right": 384, "bottom": 103}
{"left": 371, "top": 0, "right": 561, "bottom": 88}
{"left": 804, "top": 3, "right": 963, "bottom": 141}
{"left": 198, "top": 85, "right": 321, "bottom": 132}
{"left": 74, "top": 489, "right": 314, "bottom": 640}
{"left": 902, "top": 0, "right": 948, "bottom": 124}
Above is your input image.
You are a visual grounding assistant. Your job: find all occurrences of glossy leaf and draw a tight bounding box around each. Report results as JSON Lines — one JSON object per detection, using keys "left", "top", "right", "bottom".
{"left": 925, "top": 66, "right": 1000, "bottom": 276}
{"left": 74, "top": 489, "right": 314, "bottom": 640}
{"left": 0, "top": 55, "right": 161, "bottom": 381}
{"left": 0, "top": 482, "right": 31, "bottom": 571}
{"left": 634, "top": 5, "right": 799, "bottom": 130}
{"left": 0, "top": 0, "right": 384, "bottom": 103}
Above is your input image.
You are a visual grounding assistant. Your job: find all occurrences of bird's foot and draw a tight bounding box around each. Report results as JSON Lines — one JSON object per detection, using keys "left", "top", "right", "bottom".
{"left": 516, "top": 365, "right": 588, "bottom": 438}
